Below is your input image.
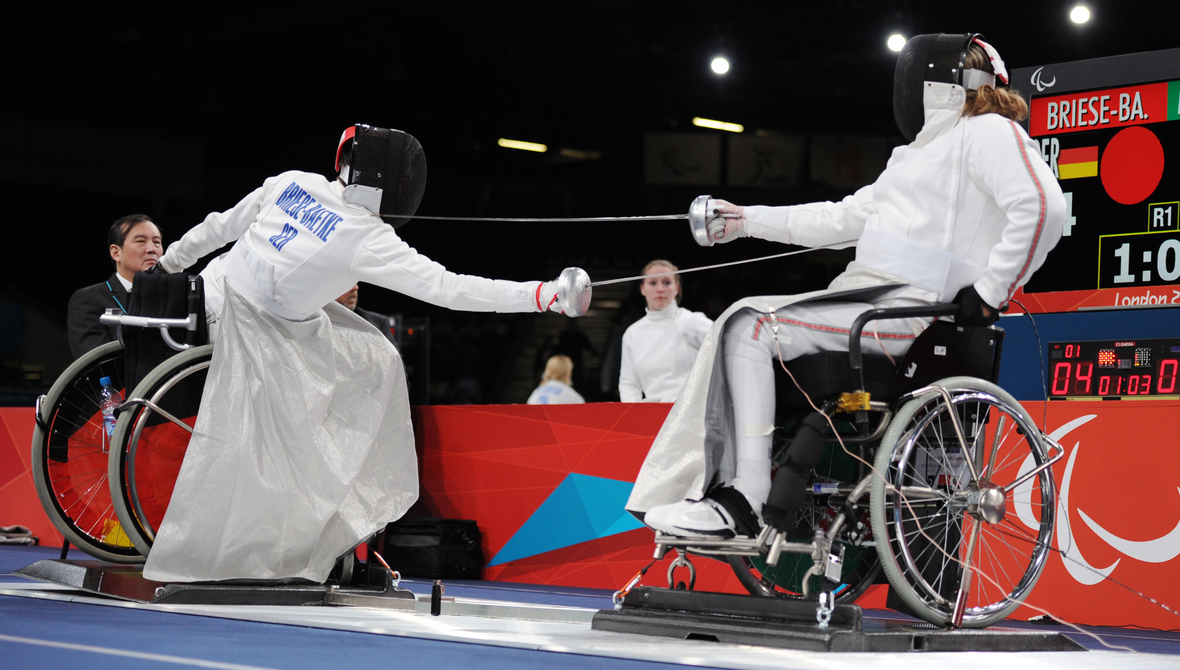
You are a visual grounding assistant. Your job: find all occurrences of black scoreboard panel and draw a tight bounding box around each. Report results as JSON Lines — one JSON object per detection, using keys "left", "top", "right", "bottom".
{"left": 1048, "top": 338, "right": 1180, "bottom": 398}
{"left": 1010, "top": 49, "right": 1180, "bottom": 302}
{"left": 1023, "top": 105, "right": 1180, "bottom": 295}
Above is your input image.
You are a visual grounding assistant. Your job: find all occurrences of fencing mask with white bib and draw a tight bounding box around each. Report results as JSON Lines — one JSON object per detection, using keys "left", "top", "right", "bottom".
{"left": 893, "top": 33, "right": 1009, "bottom": 142}
{"left": 336, "top": 124, "right": 428, "bottom": 228}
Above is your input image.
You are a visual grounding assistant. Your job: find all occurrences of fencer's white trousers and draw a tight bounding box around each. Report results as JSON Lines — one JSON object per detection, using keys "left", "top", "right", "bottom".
{"left": 720, "top": 299, "right": 931, "bottom": 510}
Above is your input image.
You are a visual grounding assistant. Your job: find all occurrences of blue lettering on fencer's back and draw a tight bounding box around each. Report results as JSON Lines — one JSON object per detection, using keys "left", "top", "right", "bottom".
{"left": 273, "top": 181, "right": 345, "bottom": 243}
{"left": 269, "top": 222, "right": 298, "bottom": 251}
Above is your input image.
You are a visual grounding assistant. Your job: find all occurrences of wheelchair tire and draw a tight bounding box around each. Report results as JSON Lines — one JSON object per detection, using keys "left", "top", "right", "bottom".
{"left": 30, "top": 341, "right": 144, "bottom": 563}
{"left": 729, "top": 434, "right": 881, "bottom": 603}
{"left": 869, "top": 376, "right": 1055, "bottom": 628}
{"left": 108, "top": 345, "right": 214, "bottom": 557}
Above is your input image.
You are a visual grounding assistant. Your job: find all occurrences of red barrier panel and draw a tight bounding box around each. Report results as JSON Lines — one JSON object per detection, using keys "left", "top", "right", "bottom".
{"left": 1013, "top": 400, "right": 1180, "bottom": 629}
{"left": 410, "top": 403, "right": 747, "bottom": 594}
{"left": 0, "top": 408, "right": 63, "bottom": 547}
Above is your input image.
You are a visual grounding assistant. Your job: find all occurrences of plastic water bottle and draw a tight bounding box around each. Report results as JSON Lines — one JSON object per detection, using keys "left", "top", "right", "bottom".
{"left": 99, "top": 376, "right": 122, "bottom": 443}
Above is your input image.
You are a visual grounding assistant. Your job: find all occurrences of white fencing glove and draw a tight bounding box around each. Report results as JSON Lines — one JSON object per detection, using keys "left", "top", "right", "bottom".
{"left": 706, "top": 199, "right": 748, "bottom": 244}
{"left": 536, "top": 280, "right": 563, "bottom": 313}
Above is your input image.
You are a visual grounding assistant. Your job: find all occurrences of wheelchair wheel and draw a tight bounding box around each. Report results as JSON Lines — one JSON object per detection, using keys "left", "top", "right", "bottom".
{"left": 30, "top": 342, "right": 143, "bottom": 563}
{"left": 108, "top": 345, "right": 214, "bottom": 556}
{"left": 869, "top": 376, "right": 1055, "bottom": 628}
{"left": 730, "top": 435, "right": 881, "bottom": 603}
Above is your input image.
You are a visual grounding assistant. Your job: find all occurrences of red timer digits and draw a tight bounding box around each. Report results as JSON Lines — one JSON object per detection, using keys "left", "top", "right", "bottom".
{"left": 1049, "top": 339, "right": 1180, "bottom": 397}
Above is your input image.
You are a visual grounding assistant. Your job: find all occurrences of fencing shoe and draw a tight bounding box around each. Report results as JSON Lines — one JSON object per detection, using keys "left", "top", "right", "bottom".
{"left": 643, "top": 486, "right": 761, "bottom": 538}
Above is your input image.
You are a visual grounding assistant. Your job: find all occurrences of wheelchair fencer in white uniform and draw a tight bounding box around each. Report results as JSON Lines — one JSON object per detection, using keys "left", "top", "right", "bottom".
{"left": 140, "top": 125, "right": 589, "bottom": 583}
{"left": 625, "top": 34, "right": 1067, "bottom": 627}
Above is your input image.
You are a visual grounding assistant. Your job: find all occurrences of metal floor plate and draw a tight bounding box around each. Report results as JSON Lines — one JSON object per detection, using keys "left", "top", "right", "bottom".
{"left": 594, "top": 587, "right": 1086, "bottom": 653}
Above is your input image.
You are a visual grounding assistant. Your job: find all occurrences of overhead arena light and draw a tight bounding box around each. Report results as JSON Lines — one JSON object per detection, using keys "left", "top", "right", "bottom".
{"left": 887, "top": 34, "right": 907, "bottom": 52}
{"left": 497, "top": 138, "right": 548, "bottom": 152}
{"left": 692, "top": 117, "right": 744, "bottom": 133}
{"left": 1070, "top": 5, "right": 1091, "bottom": 23}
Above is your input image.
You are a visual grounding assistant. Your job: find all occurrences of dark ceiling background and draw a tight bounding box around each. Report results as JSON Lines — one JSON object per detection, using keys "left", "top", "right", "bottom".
{"left": 3, "top": 0, "right": 1175, "bottom": 320}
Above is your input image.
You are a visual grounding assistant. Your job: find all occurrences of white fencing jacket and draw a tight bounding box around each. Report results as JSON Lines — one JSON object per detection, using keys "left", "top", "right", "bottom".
{"left": 619, "top": 304, "right": 713, "bottom": 402}
{"left": 159, "top": 170, "right": 542, "bottom": 322}
{"left": 741, "top": 112, "right": 1064, "bottom": 310}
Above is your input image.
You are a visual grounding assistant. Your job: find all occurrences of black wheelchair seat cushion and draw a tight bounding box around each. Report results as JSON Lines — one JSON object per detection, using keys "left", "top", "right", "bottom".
{"left": 124, "top": 272, "right": 208, "bottom": 392}
{"left": 890, "top": 320, "right": 1003, "bottom": 398}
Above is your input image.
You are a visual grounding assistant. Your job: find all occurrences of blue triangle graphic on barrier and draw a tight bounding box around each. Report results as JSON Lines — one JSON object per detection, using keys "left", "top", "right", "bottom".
{"left": 489, "top": 473, "right": 643, "bottom": 566}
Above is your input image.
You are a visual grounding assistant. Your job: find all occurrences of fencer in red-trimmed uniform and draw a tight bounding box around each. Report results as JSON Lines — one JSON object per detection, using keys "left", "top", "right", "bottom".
{"left": 627, "top": 34, "right": 1066, "bottom": 538}
{"left": 145, "top": 125, "right": 584, "bottom": 583}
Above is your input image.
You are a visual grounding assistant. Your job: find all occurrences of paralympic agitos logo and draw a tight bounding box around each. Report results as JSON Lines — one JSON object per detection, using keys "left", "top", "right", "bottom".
{"left": 1031, "top": 67, "right": 1057, "bottom": 92}
{"left": 1014, "top": 415, "right": 1180, "bottom": 585}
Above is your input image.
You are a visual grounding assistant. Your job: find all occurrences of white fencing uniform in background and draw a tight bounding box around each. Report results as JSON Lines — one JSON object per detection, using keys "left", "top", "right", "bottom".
{"left": 146, "top": 170, "right": 546, "bottom": 583}
{"left": 527, "top": 380, "right": 585, "bottom": 405}
{"left": 619, "top": 303, "right": 712, "bottom": 402}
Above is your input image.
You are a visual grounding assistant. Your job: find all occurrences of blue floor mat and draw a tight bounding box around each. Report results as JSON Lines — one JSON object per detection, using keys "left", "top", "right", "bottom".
{"left": 0, "top": 595, "right": 687, "bottom": 670}
{"left": 0, "top": 544, "right": 62, "bottom": 581}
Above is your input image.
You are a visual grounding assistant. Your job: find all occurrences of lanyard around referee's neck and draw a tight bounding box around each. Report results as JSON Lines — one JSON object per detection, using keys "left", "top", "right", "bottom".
{"left": 106, "top": 280, "right": 128, "bottom": 313}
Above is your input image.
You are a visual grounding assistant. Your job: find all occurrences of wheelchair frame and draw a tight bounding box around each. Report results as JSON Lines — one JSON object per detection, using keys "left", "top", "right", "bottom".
{"left": 31, "top": 304, "right": 204, "bottom": 563}
{"left": 650, "top": 303, "right": 1065, "bottom": 628}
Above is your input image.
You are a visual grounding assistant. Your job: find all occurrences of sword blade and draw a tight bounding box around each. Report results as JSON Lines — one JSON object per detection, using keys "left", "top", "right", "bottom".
{"left": 408, "top": 214, "right": 689, "bottom": 223}
{"left": 405, "top": 213, "right": 740, "bottom": 224}
{"left": 589, "top": 244, "right": 846, "bottom": 287}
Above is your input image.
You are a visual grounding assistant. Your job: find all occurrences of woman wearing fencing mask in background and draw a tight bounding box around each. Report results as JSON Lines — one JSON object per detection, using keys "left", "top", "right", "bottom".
{"left": 627, "top": 34, "right": 1066, "bottom": 538}
{"left": 144, "top": 124, "right": 585, "bottom": 583}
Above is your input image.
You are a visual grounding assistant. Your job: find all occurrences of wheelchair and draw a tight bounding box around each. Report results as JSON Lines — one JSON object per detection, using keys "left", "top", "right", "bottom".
{"left": 32, "top": 273, "right": 210, "bottom": 563}
{"left": 33, "top": 273, "right": 381, "bottom": 587}
{"left": 653, "top": 303, "right": 1063, "bottom": 628}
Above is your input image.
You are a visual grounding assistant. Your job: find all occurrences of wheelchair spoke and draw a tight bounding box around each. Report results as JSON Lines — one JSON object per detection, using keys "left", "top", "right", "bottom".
{"left": 57, "top": 470, "right": 108, "bottom": 510}
{"left": 990, "top": 431, "right": 1026, "bottom": 478}
{"left": 66, "top": 471, "right": 109, "bottom": 520}
{"left": 53, "top": 473, "right": 108, "bottom": 507}
{"left": 978, "top": 530, "right": 1017, "bottom": 591}
{"left": 81, "top": 501, "right": 118, "bottom": 539}
{"left": 47, "top": 462, "right": 107, "bottom": 486}
{"left": 950, "top": 517, "right": 982, "bottom": 625}
{"left": 981, "top": 522, "right": 1033, "bottom": 583}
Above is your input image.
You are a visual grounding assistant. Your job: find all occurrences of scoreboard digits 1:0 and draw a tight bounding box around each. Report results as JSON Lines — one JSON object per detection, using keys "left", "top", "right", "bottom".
{"left": 1048, "top": 338, "right": 1180, "bottom": 398}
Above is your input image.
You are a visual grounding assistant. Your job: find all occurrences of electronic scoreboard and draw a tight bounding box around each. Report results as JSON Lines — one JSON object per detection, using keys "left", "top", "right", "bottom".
{"left": 1010, "top": 49, "right": 1180, "bottom": 314}
{"left": 1047, "top": 338, "right": 1180, "bottom": 398}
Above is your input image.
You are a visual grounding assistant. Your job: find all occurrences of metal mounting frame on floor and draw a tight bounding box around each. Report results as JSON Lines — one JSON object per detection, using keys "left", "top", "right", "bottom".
{"left": 14, "top": 559, "right": 416, "bottom": 608}
{"left": 592, "top": 587, "right": 1086, "bottom": 653}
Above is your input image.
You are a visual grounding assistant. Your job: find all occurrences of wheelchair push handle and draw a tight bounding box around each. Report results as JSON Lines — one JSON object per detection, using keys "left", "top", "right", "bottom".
{"left": 848, "top": 303, "right": 960, "bottom": 392}
{"left": 100, "top": 309, "right": 198, "bottom": 353}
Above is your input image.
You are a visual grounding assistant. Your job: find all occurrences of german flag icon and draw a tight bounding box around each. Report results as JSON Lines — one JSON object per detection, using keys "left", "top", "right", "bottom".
{"left": 1058, "top": 145, "right": 1098, "bottom": 179}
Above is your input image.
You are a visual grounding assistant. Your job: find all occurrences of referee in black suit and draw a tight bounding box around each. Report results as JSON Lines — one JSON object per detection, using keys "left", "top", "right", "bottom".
{"left": 67, "top": 214, "right": 163, "bottom": 359}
